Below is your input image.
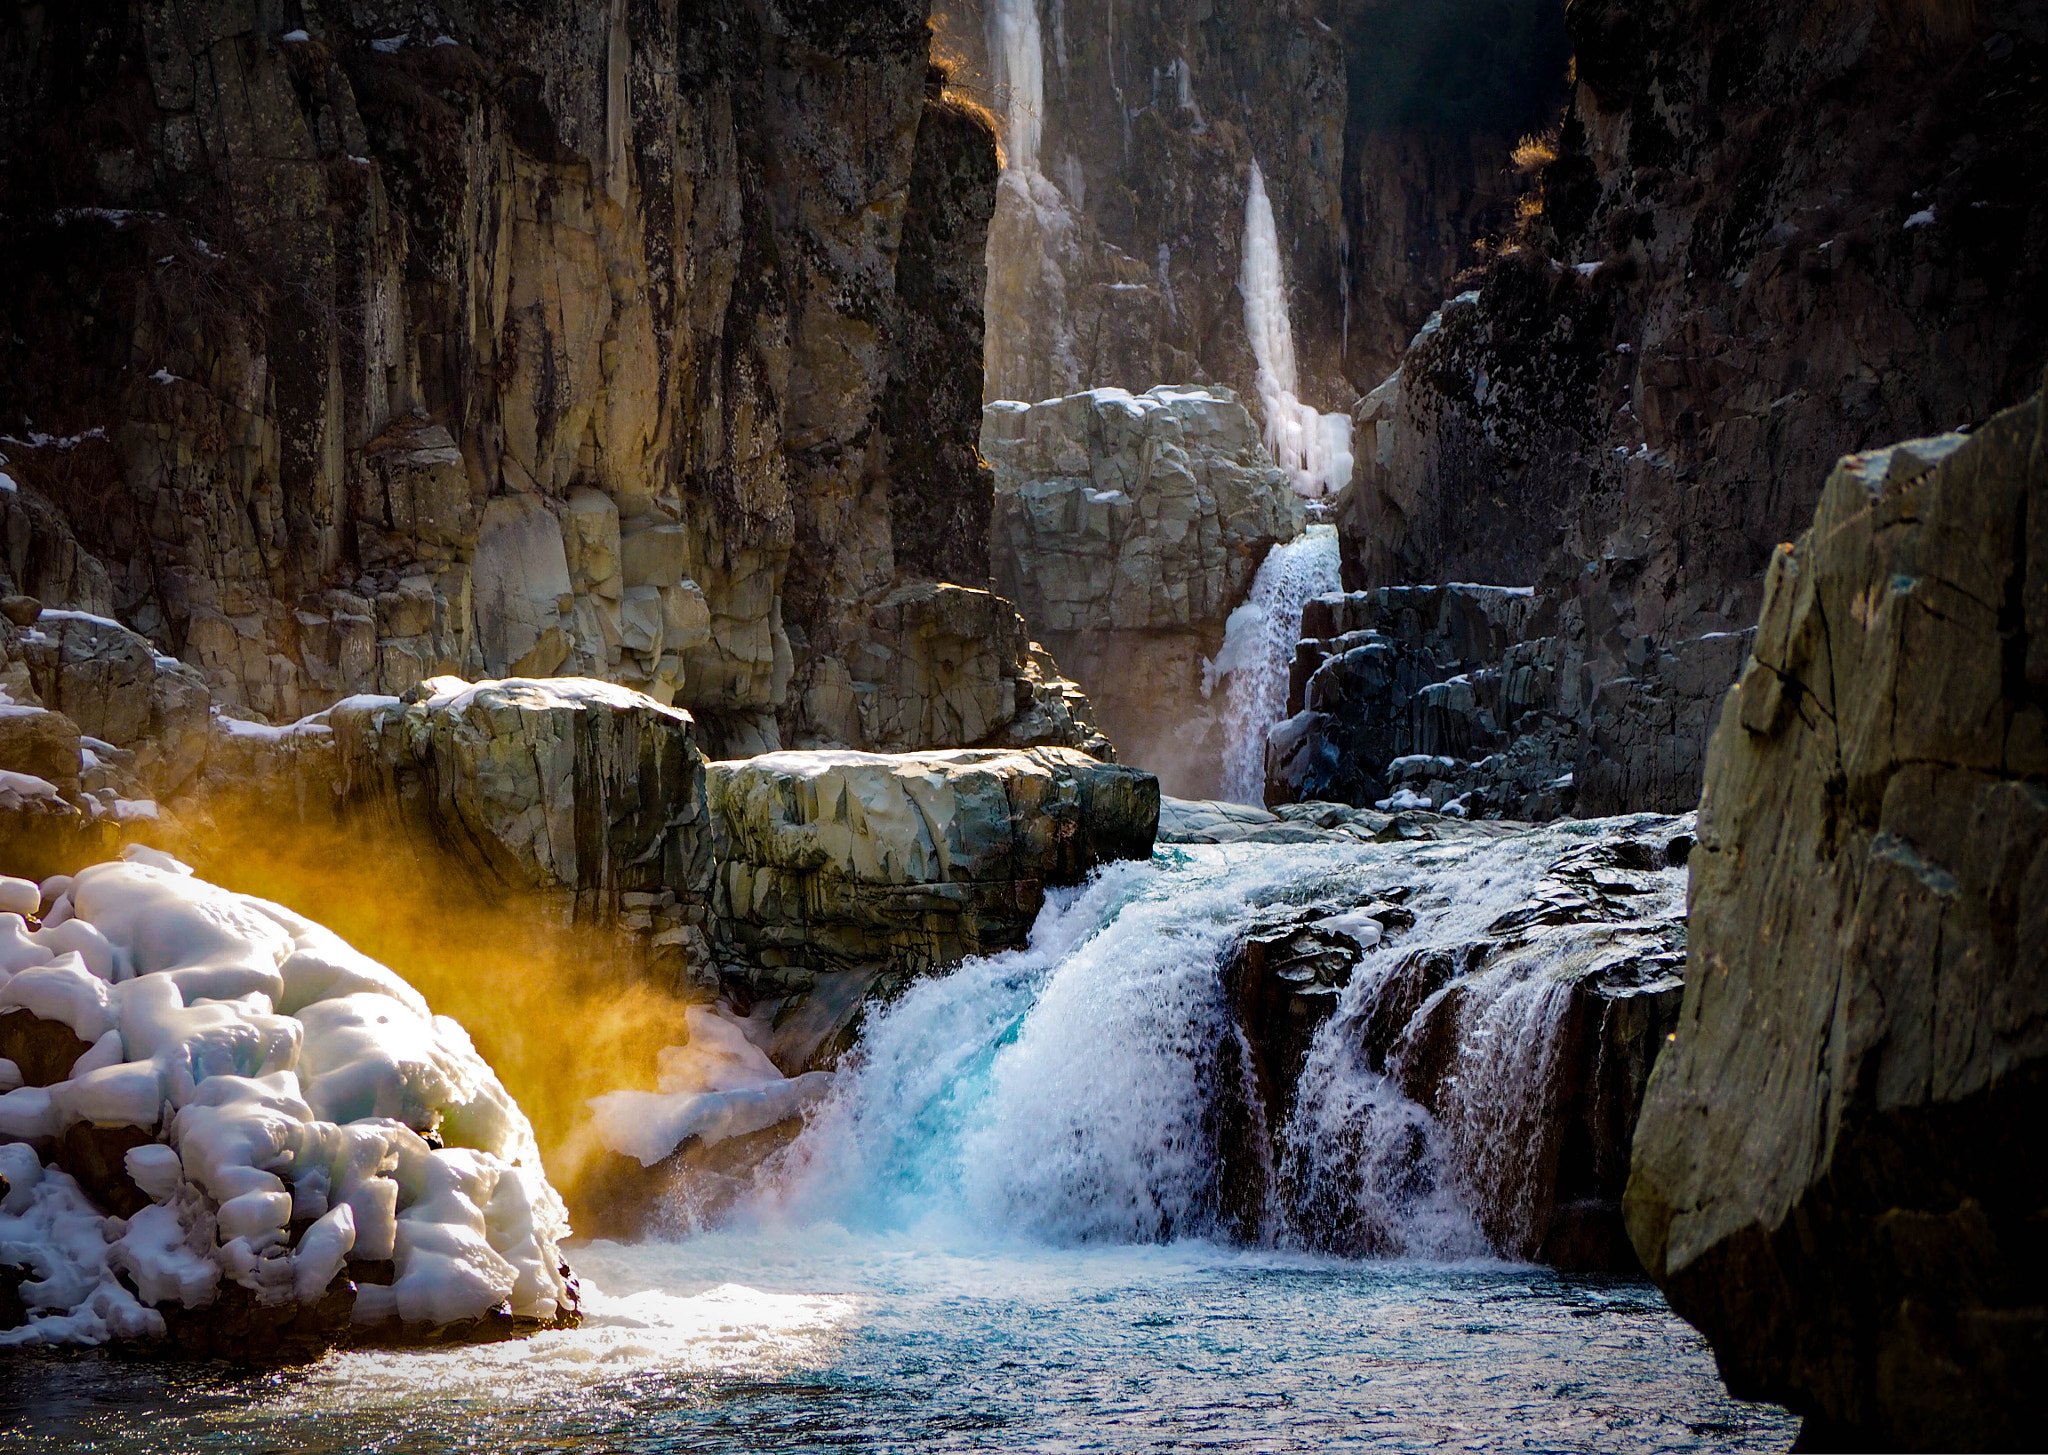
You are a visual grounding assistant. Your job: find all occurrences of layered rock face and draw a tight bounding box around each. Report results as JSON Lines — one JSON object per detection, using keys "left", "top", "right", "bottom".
{"left": 1340, "top": 0, "right": 2048, "bottom": 724}
{"left": 984, "top": 386, "right": 1303, "bottom": 797}
{"left": 0, "top": 0, "right": 1093, "bottom": 760}
{"left": 1269, "top": 582, "right": 1752, "bottom": 818}
{"left": 1627, "top": 391, "right": 2048, "bottom": 1446}
{"left": 707, "top": 746, "right": 1159, "bottom": 1068}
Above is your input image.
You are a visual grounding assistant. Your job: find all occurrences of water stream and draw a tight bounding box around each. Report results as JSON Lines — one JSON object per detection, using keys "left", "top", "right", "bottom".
{"left": 1206, "top": 524, "right": 1343, "bottom": 805}
{"left": 3, "top": 830, "right": 1793, "bottom": 1452}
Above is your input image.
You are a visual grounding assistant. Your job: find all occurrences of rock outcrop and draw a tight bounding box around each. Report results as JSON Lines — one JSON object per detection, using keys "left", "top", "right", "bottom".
{"left": 329, "top": 678, "right": 714, "bottom": 947}
{"left": 1269, "top": 582, "right": 1752, "bottom": 818}
{"left": 984, "top": 386, "right": 1304, "bottom": 796}
{"left": 0, "top": 0, "right": 1092, "bottom": 761}
{"left": 1339, "top": 1, "right": 2048, "bottom": 701}
{"left": 1627, "top": 390, "right": 2048, "bottom": 1447}
{"left": 1213, "top": 815, "right": 1693, "bottom": 1268}
{"left": 707, "top": 746, "right": 1160, "bottom": 1068}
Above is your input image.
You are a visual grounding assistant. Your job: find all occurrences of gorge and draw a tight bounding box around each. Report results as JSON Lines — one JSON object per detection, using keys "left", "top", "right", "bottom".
{"left": 2, "top": 0, "right": 2045, "bottom": 1451}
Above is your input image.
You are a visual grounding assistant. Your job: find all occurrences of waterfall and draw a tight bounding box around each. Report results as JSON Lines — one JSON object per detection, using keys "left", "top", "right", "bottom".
{"left": 989, "top": 0, "right": 1047, "bottom": 176}
{"left": 1205, "top": 523, "right": 1342, "bottom": 806}
{"left": 1241, "top": 163, "right": 1355, "bottom": 500}
{"left": 748, "top": 817, "right": 1684, "bottom": 1258}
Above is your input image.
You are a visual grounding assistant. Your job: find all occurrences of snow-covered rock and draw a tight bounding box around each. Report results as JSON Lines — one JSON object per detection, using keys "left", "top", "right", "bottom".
{"left": 0, "top": 847, "right": 576, "bottom": 1352}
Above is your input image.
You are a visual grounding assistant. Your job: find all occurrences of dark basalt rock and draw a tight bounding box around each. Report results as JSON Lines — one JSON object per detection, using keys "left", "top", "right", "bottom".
{"left": 1627, "top": 388, "right": 2048, "bottom": 1448}
{"left": 0, "top": 1010, "right": 91, "bottom": 1089}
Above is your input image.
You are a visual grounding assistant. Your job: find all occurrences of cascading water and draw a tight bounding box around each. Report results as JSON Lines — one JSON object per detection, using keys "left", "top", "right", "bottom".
{"left": 1241, "top": 162, "right": 1355, "bottom": 499}
{"left": 1204, "top": 522, "right": 1342, "bottom": 805}
{"left": 756, "top": 816, "right": 1687, "bottom": 1260}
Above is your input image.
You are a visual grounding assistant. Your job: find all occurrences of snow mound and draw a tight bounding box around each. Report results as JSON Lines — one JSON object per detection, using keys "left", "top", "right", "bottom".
{"left": 588, "top": 1006, "right": 832, "bottom": 1167}
{"left": 0, "top": 851, "right": 574, "bottom": 1349}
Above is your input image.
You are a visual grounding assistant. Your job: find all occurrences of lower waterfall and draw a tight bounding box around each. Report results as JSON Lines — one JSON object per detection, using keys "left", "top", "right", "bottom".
{"left": 1205, "top": 523, "right": 1342, "bottom": 806}
{"left": 755, "top": 815, "right": 1686, "bottom": 1258}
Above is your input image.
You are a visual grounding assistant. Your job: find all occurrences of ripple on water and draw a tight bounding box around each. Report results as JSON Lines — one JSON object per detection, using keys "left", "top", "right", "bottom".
{"left": 0, "top": 1233, "right": 1796, "bottom": 1453}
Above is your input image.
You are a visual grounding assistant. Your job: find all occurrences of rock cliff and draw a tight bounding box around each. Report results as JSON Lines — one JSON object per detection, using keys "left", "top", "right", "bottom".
{"left": 984, "top": 386, "right": 1303, "bottom": 797}
{"left": 1627, "top": 387, "right": 2048, "bottom": 1447}
{"left": 1338, "top": 0, "right": 2048, "bottom": 819}
{"left": 0, "top": 0, "right": 1097, "bottom": 761}
{"left": 936, "top": 0, "right": 1568, "bottom": 410}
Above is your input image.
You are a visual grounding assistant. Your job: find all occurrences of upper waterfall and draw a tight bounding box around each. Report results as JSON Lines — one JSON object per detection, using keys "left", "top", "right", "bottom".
{"left": 1241, "top": 163, "right": 1354, "bottom": 500}
{"left": 989, "top": 0, "right": 1047, "bottom": 175}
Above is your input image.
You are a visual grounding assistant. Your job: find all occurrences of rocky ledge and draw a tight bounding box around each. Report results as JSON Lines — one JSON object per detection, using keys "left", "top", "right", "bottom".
{"left": 1268, "top": 580, "right": 1752, "bottom": 821}
{"left": 1627, "top": 385, "right": 2048, "bottom": 1448}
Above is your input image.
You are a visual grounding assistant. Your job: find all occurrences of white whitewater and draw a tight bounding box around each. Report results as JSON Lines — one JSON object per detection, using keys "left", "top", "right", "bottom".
{"left": 1241, "top": 162, "right": 1355, "bottom": 499}
{"left": 756, "top": 816, "right": 1687, "bottom": 1257}
{"left": 1205, "top": 523, "right": 1342, "bottom": 806}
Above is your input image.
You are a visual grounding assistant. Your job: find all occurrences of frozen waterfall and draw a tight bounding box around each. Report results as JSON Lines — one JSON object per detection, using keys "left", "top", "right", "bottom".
{"left": 1241, "top": 163, "right": 1355, "bottom": 500}
{"left": 989, "top": 0, "right": 1047, "bottom": 176}
{"left": 1205, "top": 524, "right": 1342, "bottom": 806}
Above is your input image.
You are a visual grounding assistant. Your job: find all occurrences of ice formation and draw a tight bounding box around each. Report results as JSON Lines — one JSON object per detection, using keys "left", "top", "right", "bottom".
{"left": 1241, "top": 163, "right": 1355, "bottom": 499}
{"left": 988, "top": 0, "right": 1046, "bottom": 175}
{"left": 588, "top": 1006, "right": 832, "bottom": 1168}
{"left": 0, "top": 849, "right": 573, "bottom": 1348}
{"left": 1206, "top": 524, "right": 1343, "bottom": 804}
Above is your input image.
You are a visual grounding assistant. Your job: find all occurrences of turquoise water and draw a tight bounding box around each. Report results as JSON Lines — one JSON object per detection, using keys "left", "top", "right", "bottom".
{"left": 2, "top": 1234, "right": 1794, "bottom": 1452}
{"left": 2, "top": 834, "right": 1796, "bottom": 1451}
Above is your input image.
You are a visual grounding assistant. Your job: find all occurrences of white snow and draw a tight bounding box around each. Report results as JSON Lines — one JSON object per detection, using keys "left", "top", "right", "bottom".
{"left": 588, "top": 1007, "right": 833, "bottom": 1167}
{"left": 281, "top": 29, "right": 310, "bottom": 43}
{"left": 0, "top": 860, "right": 572, "bottom": 1347}
{"left": 1241, "top": 163, "right": 1354, "bottom": 499}
{"left": 1904, "top": 207, "right": 1936, "bottom": 230}
{"left": 370, "top": 34, "right": 408, "bottom": 53}
{"left": 0, "top": 770, "right": 59, "bottom": 802}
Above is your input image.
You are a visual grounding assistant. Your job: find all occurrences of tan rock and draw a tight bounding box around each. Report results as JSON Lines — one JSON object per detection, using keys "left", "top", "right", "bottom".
{"left": 1626, "top": 387, "right": 2048, "bottom": 1447}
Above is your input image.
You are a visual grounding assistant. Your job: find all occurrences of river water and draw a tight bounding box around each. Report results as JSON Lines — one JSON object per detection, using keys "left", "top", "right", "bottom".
{"left": 3, "top": 832, "right": 1798, "bottom": 1452}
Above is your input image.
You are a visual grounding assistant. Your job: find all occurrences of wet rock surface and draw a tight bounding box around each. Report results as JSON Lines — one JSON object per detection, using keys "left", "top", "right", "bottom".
{"left": 1215, "top": 820, "right": 1692, "bottom": 1269}
{"left": 985, "top": 387, "right": 1303, "bottom": 796}
{"left": 1270, "top": 583, "right": 1751, "bottom": 818}
{"left": 1627, "top": 389, "right": 2048, "bottom": 1448}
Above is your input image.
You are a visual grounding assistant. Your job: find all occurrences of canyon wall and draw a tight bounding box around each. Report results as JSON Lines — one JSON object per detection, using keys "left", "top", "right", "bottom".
{"left": 1298, "top": 0, "right": 2048, "bottom": 816}
{"left": 936, "top": 0, "right": 1567, "bottom": 410}
{"left": 0, "top": 0, "right": 1094, "bottom": 761}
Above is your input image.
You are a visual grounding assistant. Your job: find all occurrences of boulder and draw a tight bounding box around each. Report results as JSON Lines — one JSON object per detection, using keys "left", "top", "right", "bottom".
{"left": 16, "top": 611, "right": 212, "bottom": 798}
{"left": 1626, "top": 389, "right": 2048, "bottom": 1448}
{"left": 707, "top": 746, "right": 1159, "bottom": 1067}
{"left": 332, "top": 677, "right": 713, "bottom": 941}
{"left": 0, "top": 855, "right": 579, "bottom": 1355}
